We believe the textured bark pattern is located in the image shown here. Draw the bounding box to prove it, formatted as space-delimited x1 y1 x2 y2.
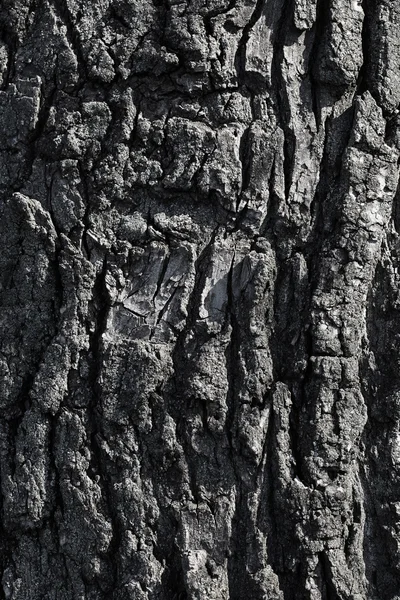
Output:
0 0 399 599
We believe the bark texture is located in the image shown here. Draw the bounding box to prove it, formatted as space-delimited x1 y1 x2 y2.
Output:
0 0 399 598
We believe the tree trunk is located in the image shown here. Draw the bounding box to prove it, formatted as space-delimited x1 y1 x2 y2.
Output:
0 0 399 598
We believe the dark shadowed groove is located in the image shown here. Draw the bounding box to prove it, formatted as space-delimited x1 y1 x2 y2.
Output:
85 257 122 594
49 0 87 83
271 0 296 201
318 553 339 600
307 0 330 129
0 28 17 90
234 0 266 86
355 0 370 97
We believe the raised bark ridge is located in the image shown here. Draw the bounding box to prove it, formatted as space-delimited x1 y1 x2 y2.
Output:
0 1 399 599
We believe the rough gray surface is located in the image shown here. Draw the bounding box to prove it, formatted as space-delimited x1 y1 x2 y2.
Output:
0 0 400 598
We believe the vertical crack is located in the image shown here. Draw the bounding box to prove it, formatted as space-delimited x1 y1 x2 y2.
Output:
356 0 370 97
50 0 87 83
307 0 330 129
86 256 122 593
271 0 296 201
318 552 339 600
234 0 265 87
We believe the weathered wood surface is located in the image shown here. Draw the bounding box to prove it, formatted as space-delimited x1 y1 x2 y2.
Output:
0 1 399 598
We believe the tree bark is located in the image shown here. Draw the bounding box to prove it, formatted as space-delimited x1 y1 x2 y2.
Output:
0 0 399 598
